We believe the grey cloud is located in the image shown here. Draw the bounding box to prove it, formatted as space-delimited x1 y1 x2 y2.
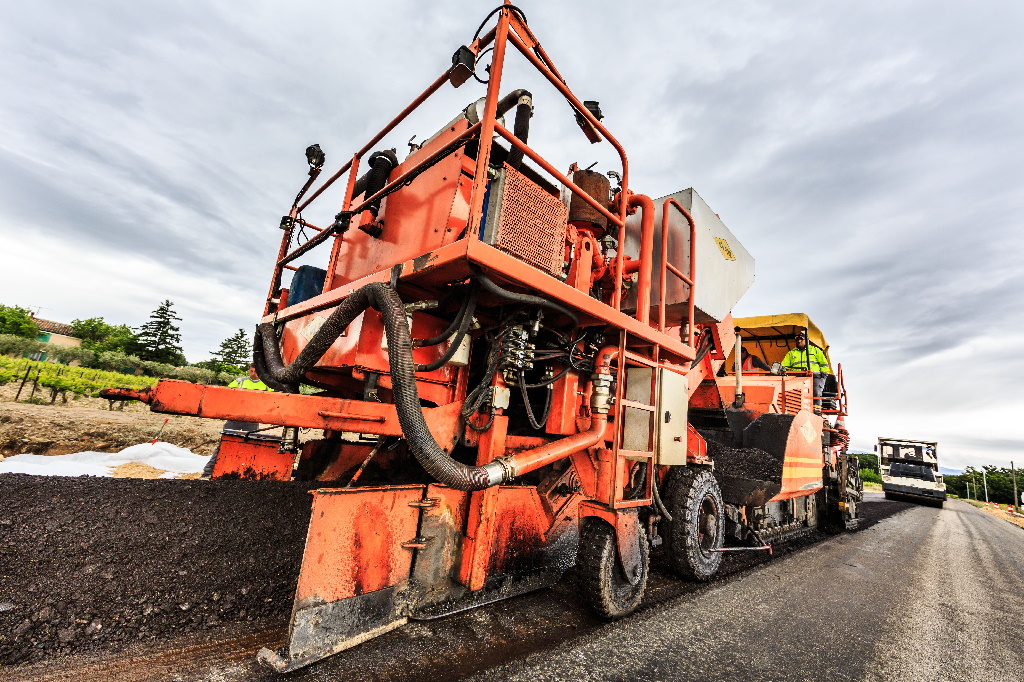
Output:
2 0 1024 465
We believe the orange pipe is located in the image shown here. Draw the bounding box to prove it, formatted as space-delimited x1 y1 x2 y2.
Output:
503 413 608 478
493 123 624 228
663 199 698 346
467 7 512 233
628 193 655 326
495 344 618 480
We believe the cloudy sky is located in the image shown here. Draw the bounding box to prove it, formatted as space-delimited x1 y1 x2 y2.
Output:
2 1 1022 471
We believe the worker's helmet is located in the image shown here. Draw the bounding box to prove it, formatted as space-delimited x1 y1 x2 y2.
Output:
795 331 807 340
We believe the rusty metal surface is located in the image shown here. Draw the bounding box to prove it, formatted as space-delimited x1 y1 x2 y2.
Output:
266 486 426 670
568 169 611 229
327 120 474 291
486 164 568 277
137 381 464 448
212 433 293 480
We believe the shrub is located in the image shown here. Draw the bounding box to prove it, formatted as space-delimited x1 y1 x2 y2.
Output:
860 468 882 484
0 334 46 358
171 366 216 384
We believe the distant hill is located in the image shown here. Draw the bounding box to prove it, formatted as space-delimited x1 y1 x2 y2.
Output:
939 467 963 476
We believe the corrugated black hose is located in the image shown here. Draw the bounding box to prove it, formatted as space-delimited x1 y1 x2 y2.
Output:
256 282 504 491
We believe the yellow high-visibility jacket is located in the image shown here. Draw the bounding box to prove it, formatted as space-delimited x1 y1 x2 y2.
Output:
229 376 271 391
781 344 831 374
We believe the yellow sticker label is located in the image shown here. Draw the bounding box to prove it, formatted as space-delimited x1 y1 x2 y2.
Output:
714 237 737 261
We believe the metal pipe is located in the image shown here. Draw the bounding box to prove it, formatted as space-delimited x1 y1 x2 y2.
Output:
467 6 512 234
498 413 608 479
735 330 743 402
628 193 655 326
296 69 455 213
505 30 629 192
487 343 616 481
664 199 697 347
493 124 623 228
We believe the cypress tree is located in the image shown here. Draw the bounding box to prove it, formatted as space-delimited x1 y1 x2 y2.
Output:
136 300 187 366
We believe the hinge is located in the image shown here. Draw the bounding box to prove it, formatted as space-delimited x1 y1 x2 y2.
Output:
408 498 440 509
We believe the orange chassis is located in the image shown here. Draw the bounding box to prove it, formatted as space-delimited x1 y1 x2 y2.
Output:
105 3 856 672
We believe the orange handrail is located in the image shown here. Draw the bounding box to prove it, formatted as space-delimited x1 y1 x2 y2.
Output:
659 199 698 346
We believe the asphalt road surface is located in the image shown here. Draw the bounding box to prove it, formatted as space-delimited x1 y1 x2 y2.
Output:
10 494 1024 682
470 495 1024 682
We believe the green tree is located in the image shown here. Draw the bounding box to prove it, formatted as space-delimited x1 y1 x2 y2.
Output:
211 328 251 368
860 468 882 484
856 452 879 472
97 324 141 354
135 300 187 366
71 317 115 345
0 333 45 357
945 466 1023 504
0 305 40 338
72 317 141 355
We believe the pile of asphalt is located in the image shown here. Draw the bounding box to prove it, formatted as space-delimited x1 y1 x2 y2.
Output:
0 474 318 665
707 441 783 482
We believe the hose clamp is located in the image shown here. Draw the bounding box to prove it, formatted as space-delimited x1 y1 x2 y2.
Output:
481 458 514 486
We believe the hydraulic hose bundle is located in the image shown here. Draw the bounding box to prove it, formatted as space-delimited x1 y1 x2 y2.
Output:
254 273 594 491
256 282 504 491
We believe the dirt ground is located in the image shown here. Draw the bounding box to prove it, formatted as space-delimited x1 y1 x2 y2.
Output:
975 501 1024 530
0 474 318 666
0 382 224 458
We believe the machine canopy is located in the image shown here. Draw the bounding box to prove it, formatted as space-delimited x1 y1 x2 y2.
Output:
730 313 831 370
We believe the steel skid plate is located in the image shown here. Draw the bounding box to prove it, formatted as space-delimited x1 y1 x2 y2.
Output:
212 432 292 480
258 485 425 672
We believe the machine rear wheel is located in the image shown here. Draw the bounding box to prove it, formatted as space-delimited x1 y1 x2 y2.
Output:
663 468 724 581
577 519 649 619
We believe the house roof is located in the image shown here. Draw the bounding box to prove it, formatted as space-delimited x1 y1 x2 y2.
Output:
33 317 77 337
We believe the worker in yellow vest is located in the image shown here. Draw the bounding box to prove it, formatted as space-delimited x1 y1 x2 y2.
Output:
227 366 271 392
782 331 831 413
202 365 272 478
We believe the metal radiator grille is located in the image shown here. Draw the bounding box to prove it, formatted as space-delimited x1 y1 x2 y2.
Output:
778 389 803 415
494 165 568 276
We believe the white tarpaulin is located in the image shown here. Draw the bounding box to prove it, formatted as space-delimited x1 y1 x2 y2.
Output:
0 442 210 478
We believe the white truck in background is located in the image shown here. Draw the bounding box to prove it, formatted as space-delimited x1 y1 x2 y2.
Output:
878 437 947 507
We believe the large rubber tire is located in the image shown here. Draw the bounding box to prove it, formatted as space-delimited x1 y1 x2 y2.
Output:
663 468 724 581
577 519 649 619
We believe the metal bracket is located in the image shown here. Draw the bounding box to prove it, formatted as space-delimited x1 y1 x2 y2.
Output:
401 536 433 549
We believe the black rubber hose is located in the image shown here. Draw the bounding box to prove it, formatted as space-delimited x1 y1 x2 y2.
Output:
415 287 478 372
504 90 532 170
351 169 371 199
496 88 533 119
474 271 579 328
519 374 551 430
256 282 502 491
252 329 297 393
364 150 399 216
506 101 531 169
689 328 714 369
414 286 474 348
525 365 570 388
651 470 673 522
